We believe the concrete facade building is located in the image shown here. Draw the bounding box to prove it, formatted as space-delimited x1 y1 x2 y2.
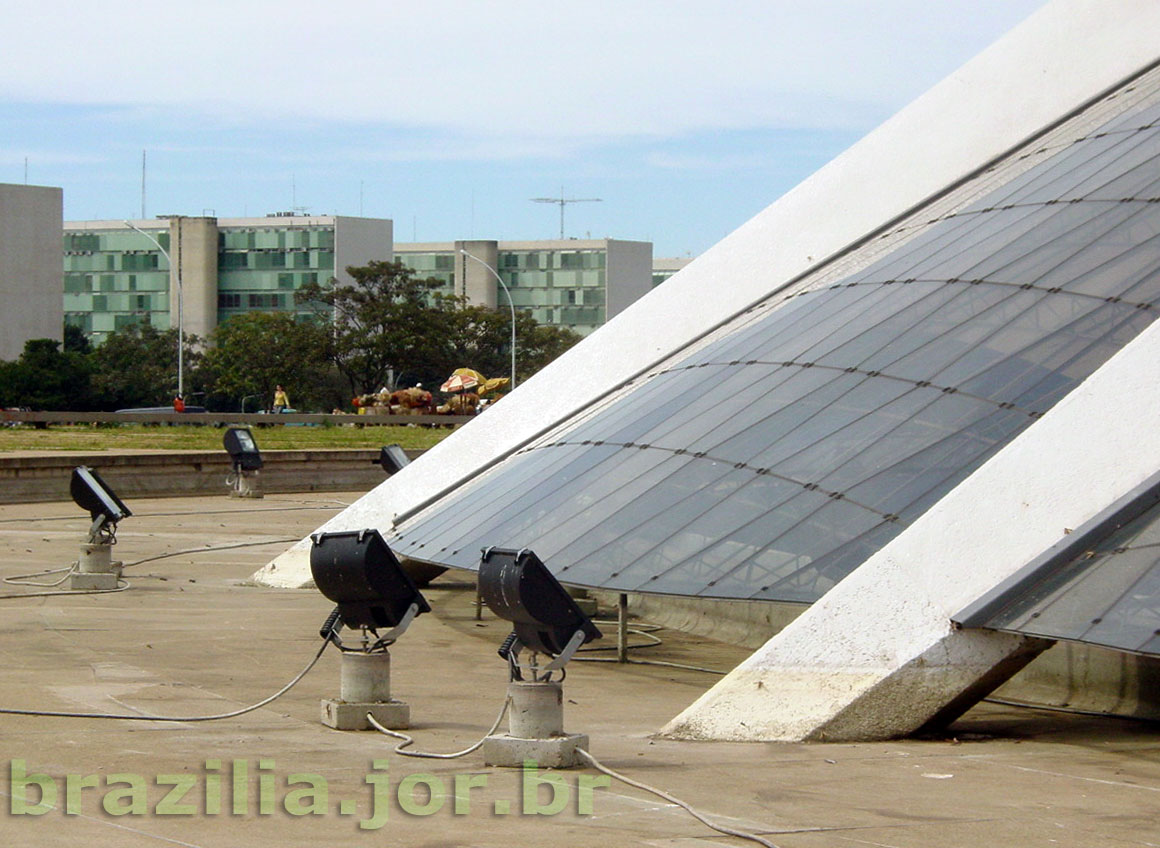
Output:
651 256 693 288
62 215 392 344
0 183 62 360
61 223 653 342
395 238 652 336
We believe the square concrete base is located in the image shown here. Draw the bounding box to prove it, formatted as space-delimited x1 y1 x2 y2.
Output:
482 733 589 768
321 698 409 731
70 572 121 590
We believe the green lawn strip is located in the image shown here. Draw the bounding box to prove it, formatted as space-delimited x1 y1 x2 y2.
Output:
0 424 452 452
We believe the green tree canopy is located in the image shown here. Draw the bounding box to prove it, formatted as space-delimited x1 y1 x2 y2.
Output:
0 338 92 410
440 305 581 385
202 312 330 411
63 323 92 355
296 260 458 394
298 261 583 393
89 323 201 410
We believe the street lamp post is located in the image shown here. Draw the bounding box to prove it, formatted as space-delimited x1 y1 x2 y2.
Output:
124 220 183 399
460 249 517 390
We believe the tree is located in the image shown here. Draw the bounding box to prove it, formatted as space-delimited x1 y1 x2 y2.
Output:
298 261 583 394
63 323 91 355
202 312 330 411
0 339 92 410
440 305 582 384
295 260 457 395
89 324 201 410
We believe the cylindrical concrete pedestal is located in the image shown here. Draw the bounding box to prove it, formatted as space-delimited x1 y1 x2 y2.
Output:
340 650 391 703
78 542 114 573
322 649 409 730
71 542 121 590
508 681 564 737
483 681 586 768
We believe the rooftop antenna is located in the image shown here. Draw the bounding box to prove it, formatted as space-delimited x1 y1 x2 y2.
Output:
531 188 602 239
141 150 146 219
24 157 28 184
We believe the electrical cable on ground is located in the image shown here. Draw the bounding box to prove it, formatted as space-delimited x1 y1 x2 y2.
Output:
0 576 129 601
473 604 728 675
122 537 300 569
576 748 780 848
4 564 77 587
574 656 727 674
0 639 329 722
367 696 511 759
0 538 298 601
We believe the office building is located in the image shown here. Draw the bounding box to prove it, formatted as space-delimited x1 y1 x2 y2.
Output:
62 215 391 344
0 183 62 360
651 256 693 287
395 238 652 336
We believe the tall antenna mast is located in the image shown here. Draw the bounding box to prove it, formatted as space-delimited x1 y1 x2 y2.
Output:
141 150 146 219
531 188 602 239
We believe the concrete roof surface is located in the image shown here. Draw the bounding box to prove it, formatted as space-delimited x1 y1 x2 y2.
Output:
0 492 1156 847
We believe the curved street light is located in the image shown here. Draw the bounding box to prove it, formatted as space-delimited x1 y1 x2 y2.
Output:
460 249 516 390
124 220 184 399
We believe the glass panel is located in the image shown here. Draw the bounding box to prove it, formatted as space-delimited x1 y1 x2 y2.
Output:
389 72 1160 604
977 496 1160 655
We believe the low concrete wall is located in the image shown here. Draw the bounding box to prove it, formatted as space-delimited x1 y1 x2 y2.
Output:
0 449 419 503
593 590 1160 724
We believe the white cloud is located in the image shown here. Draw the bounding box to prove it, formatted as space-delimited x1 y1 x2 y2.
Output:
0 0 1045 146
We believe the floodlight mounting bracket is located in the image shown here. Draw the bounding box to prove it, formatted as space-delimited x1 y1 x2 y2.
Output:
499 628 587 682
327 602 421 654
87 514 112 545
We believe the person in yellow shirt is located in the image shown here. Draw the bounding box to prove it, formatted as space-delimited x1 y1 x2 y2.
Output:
273 385 289 413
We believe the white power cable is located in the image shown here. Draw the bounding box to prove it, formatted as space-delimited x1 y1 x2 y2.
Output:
0 639 329 722
4 563 77 587
576 748 781 848
122 537 300 569
367 696 511 759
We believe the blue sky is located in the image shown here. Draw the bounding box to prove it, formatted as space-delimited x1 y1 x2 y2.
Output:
1 1 1044 257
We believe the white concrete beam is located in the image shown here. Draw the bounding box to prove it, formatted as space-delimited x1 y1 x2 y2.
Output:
663 317 1160 742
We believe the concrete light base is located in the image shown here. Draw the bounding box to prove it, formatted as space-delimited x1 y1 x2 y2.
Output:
321 698 410 731
321 650 407 730
482 680 587 766
70 571 121 590
481 732 588 769
71 543 121 590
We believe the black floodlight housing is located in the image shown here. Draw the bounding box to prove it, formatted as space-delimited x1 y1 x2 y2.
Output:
310 529 431 639
223 427 263 471
70 466 132 541
375 444 410 475
479 547 601 672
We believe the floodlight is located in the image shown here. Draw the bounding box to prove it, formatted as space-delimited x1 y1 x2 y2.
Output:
311 528 430 732
68 466 132 590
479 547 601 676
70 466 131 542
479 547 597 769
375 444 410 475
223 427 263 471
311 529 431 635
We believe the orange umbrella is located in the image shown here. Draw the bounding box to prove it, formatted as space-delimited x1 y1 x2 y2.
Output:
440 368 487 393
